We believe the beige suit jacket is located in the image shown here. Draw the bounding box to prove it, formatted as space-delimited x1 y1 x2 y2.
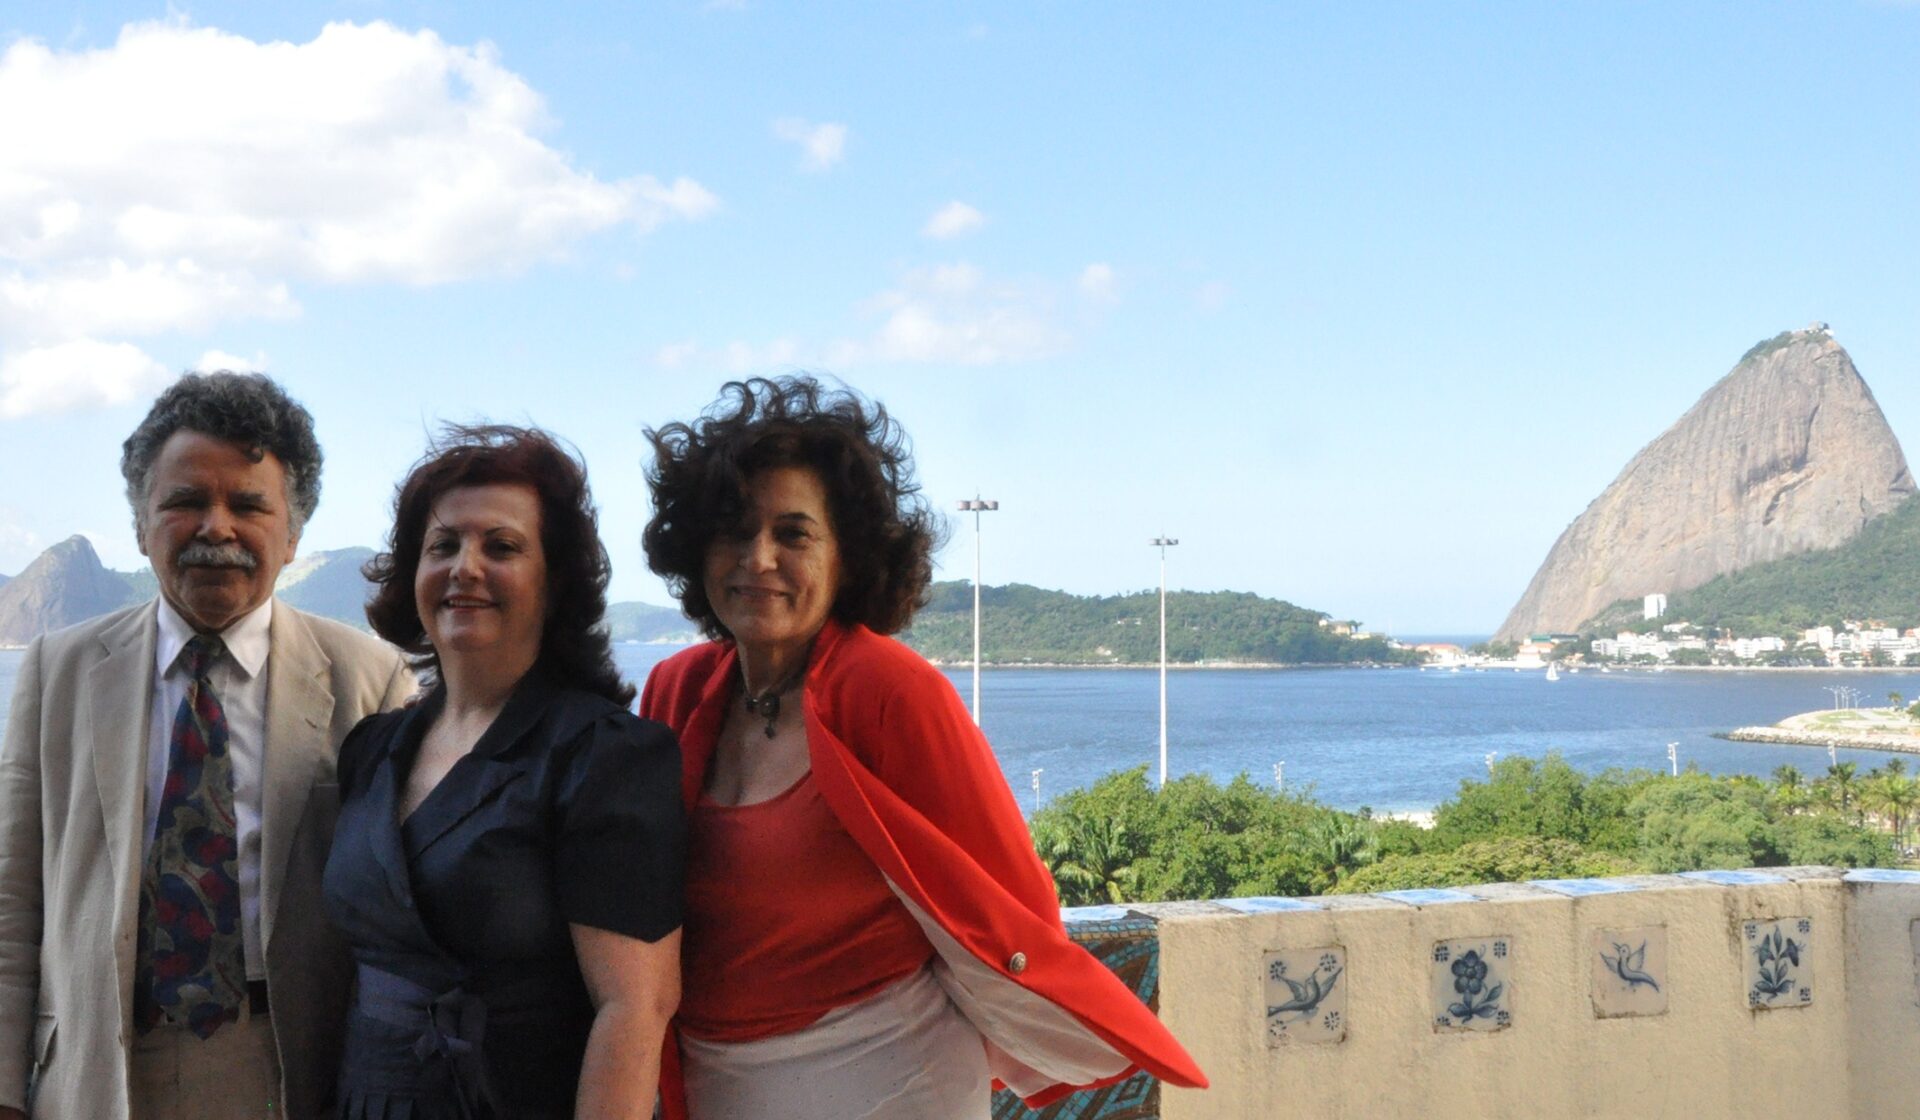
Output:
0 600 413 1119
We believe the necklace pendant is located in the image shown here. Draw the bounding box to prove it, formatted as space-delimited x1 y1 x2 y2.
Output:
746 690 782 738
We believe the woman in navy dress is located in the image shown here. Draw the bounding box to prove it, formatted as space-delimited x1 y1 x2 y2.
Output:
323 426 683 1119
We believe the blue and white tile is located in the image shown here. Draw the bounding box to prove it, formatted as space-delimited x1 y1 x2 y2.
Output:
1590 925 1667 1018
1431 936 1513 1033
1744 916 1812 1010
1381 887 1479 906
1264 945 1346 1046
1220 896 1323 915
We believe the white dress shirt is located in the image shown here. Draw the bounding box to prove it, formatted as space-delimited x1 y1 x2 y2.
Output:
145 597 272 982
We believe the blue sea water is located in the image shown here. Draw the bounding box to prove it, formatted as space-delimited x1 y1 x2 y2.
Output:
4 645 1914 814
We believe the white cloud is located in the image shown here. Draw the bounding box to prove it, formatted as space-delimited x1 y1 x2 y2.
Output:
193 348 269 373
846 263 1067 366
1078 262 1117 302
772 117 848 172
0 339 169 418
922 201 986 240
0 18 717 417
0 517 43 573
652 263 1071 371
654 340 699 369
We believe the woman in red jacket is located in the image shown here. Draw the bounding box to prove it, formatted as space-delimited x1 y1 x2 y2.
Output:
639 376 1204 1118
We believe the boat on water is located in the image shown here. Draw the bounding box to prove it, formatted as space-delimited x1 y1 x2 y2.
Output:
1545 662 1561 681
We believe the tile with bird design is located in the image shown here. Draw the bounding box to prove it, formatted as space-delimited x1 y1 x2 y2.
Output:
1263 945 1346 1045
1590 925 1667 1018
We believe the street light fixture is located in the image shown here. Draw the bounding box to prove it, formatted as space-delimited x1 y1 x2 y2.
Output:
956 497 999 724
1666 741 1679 777
1152 536 1178 786
1030 768 1044 813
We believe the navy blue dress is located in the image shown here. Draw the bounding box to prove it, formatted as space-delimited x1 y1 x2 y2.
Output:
322 675 684 1120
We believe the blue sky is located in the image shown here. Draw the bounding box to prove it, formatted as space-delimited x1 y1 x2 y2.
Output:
1 3 1915 633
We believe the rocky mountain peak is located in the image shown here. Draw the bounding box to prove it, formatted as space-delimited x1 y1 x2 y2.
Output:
0 534 144 646
1496 329 1914 640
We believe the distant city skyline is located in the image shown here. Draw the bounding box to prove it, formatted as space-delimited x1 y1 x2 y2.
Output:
2 4 1915 632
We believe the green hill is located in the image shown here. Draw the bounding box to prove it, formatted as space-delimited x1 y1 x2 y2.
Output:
901 581 1414 665
606 601 698 643
1581 494 1920 636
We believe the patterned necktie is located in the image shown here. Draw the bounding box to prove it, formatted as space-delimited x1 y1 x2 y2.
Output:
135 634 247 1038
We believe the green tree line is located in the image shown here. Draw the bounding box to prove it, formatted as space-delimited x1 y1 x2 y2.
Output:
1031 753 1909 906
902 582 1420 665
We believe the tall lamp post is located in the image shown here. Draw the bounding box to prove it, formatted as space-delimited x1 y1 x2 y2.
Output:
1152 536 1179 786
957 497 999 724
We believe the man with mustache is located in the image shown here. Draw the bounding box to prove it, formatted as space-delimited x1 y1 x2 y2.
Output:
0 372 413 1120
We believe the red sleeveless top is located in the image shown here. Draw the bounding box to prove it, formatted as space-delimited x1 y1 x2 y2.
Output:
679 770 933 1042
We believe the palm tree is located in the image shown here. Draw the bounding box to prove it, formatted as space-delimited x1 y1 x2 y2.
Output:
1303 814 1378 891
1861 774 1920 854
1771 765 1812 817
1034 814 1140 906
1891 691 1906 711
1824 762 1862 823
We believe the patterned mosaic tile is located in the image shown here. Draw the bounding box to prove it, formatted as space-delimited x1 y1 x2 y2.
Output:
1263 945 1346 1046
1744 916 1813 1010
1590 925 1667 1018
1431 935 1513 1033
994 915 1162 1120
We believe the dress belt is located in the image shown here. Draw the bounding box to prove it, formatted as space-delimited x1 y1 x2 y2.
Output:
354 965 494 1120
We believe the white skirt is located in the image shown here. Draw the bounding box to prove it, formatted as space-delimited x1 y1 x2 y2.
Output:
681 965 991 1120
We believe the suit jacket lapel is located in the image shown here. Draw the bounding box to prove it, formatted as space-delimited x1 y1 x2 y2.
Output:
258 603 336 957
401 676 553 857
87 602 157 1034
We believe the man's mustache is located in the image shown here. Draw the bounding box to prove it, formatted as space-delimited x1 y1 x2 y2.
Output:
177 541 259 571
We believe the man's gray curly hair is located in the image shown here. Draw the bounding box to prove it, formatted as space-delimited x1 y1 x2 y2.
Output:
120 371 324 536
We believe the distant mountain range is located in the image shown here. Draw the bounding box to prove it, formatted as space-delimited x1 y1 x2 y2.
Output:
0 537 696 648
0 539 1403 665
1498 326 1914 640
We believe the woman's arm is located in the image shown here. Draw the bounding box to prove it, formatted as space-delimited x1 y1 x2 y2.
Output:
572 924 682 1119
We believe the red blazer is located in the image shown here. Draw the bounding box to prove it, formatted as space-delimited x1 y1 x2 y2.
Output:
642 619 1206 1110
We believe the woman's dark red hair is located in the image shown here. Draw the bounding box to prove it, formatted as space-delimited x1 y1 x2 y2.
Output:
365 424 633 706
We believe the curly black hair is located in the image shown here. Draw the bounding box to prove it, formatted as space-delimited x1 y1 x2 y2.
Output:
121 371 322 535
365 425 634 706
643 376 942 639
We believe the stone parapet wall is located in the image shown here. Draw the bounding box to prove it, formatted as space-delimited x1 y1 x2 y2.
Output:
1041 866 1920 1119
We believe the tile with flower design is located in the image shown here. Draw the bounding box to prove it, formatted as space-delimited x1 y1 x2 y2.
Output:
1590 925 1667 1018
1744 916 1812 1010
1431 936 1513 1033
1263 945 1346 1046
